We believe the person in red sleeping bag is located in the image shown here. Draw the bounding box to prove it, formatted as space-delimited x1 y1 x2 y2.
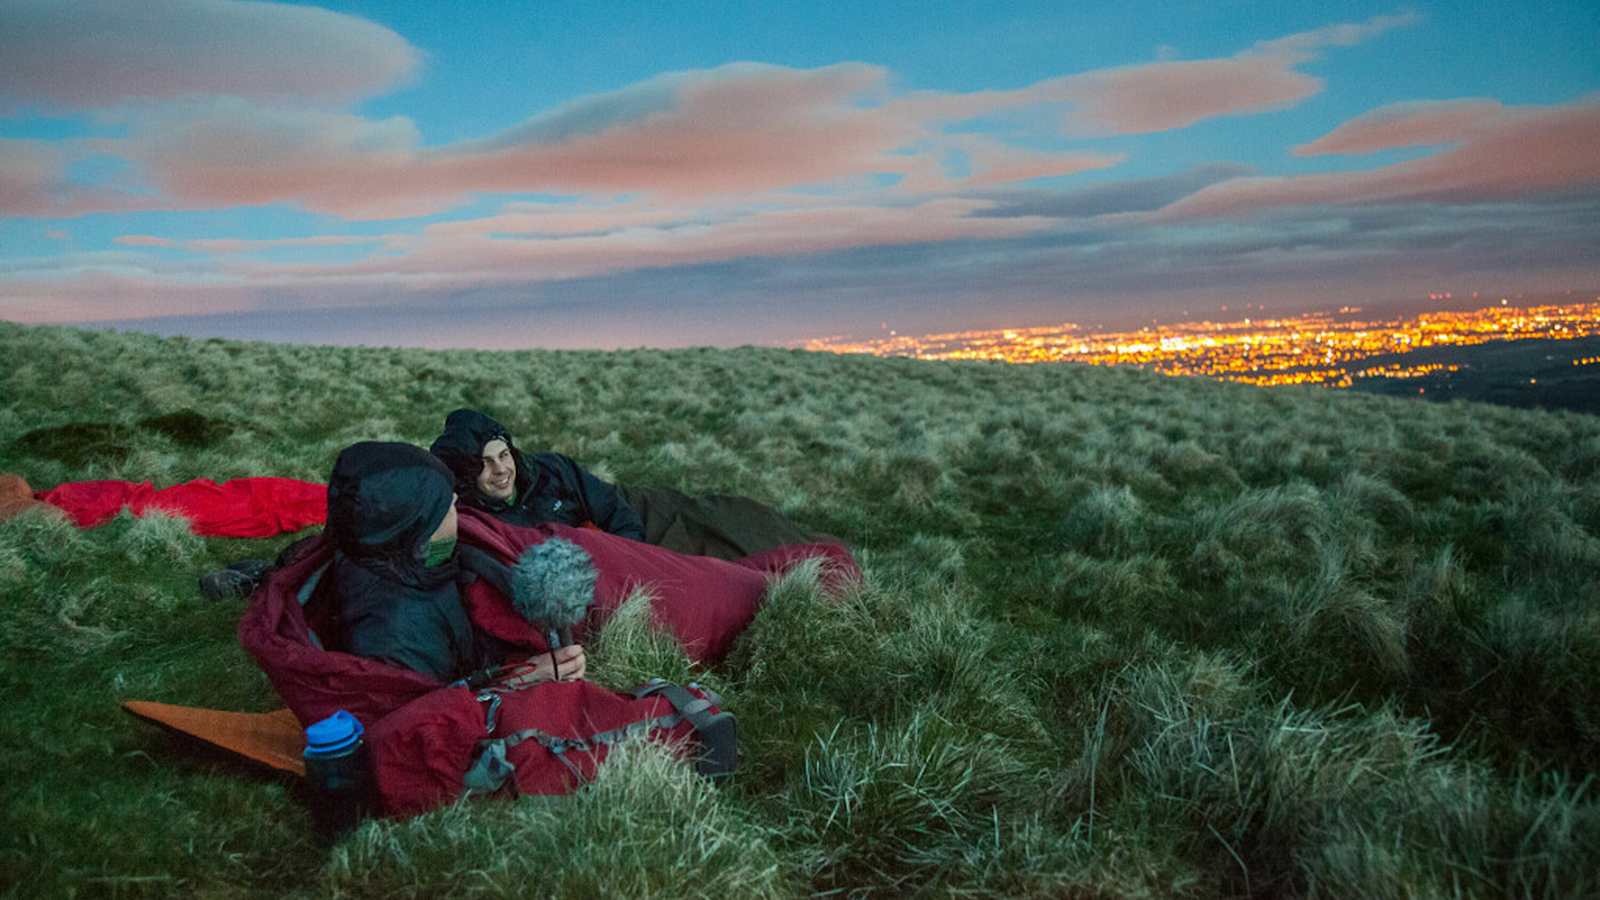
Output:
321 440 581 685
238 441 858 813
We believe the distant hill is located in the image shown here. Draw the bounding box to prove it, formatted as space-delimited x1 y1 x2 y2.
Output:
1348 334 1600 415
2 321 1597 898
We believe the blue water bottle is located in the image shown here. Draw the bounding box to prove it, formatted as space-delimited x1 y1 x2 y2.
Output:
303 710 374 837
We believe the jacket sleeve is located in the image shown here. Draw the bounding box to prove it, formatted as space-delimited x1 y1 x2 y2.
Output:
552 453 645 541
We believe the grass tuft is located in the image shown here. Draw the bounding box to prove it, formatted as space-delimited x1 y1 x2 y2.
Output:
584 586 711 694
327 740 792 898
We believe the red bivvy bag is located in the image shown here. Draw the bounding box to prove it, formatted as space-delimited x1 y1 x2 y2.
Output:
39 476 325 536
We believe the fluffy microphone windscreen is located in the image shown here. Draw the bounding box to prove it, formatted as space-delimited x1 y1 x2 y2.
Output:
510 537 597 630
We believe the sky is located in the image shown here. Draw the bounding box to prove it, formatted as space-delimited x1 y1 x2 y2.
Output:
1 0 1597 349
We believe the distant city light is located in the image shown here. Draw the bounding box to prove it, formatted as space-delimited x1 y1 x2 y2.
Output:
802 301 1600 389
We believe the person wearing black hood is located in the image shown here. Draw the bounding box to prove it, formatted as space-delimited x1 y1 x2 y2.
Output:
429 409 645 539
326 441 584 683
429 408 836 560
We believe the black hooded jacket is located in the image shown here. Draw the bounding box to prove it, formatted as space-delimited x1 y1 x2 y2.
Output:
326 441 498 682
428 408 645 540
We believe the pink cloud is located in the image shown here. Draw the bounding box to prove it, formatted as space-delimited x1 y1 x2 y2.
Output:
942 137 1124 188
1052 13 1418 136
9 14 1414 222
103 14 1411 220
44 229 70 240
0 139 159 217
0 0 421 111
1294 99 1505 155
886 13 1416 138
216 198 1059 287
1252 12 1422 60
423 202 701 238
20 15 1410 220
121 102 436 218
115 64 919 218
1052 57 1323 136
114 235 177 248
0 140 64 214
1161 97 1600 218
187 235 387 254
445 63 917 200
0 269 259 323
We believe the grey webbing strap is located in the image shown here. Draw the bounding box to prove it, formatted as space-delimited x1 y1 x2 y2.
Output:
501 713 685 756
633 679 720 732
630 679 738 779
463 741 514 793
480 711 694 781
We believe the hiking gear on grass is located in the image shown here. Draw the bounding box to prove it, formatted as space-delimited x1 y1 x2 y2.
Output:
121 701 306 776
634 678 739 779
0 474 44 520
510 536 595 649
303 710 375 837
34 476 325 536
429 408 646 540
238 501 858 815
239 534 731 814
199 558 272 601
373 678 719 814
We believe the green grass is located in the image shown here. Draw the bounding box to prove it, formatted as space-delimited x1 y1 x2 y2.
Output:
2 321 1598 898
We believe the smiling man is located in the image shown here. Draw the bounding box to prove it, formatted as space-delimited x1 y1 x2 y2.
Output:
429 408 646 539
429 408 837 561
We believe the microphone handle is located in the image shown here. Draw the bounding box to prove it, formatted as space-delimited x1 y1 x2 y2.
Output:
546 625 574 649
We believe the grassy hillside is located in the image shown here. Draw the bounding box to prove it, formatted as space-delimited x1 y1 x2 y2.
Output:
2 321 1598 898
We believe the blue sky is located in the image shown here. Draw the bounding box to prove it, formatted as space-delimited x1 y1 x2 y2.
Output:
1 0 1596 347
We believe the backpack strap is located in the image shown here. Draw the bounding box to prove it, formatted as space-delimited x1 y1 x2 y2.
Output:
632 679 738 780
461 679 738 796
463 712 685 792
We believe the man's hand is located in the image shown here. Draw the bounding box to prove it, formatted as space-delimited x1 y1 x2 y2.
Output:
494 644 587 689
545 643 586 682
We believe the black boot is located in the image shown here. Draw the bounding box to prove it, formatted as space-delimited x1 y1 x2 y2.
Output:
198 558 272 601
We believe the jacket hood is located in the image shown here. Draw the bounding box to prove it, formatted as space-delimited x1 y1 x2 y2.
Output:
428 408 533 509
327 441 455 565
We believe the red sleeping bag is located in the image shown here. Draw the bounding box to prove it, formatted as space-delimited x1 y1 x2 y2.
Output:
459 509 861 663
38 477 325 537
238 507 860 815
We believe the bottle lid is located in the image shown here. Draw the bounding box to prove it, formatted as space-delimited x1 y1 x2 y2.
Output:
305 710 364 755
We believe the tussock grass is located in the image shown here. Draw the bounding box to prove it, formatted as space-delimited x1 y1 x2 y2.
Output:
2 321 1598 897
119 508 206 566
584 587 714 694
786 707 1044 895
327 740 791 899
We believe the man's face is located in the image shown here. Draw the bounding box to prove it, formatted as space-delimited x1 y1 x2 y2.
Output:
477 438 517 502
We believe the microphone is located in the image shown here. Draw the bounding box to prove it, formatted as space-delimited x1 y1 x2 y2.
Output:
510 537 597 649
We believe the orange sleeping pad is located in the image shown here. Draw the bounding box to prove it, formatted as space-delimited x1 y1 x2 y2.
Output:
123 701 305 777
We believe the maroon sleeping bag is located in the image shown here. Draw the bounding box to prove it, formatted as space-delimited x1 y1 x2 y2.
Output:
238 510 860 815
457 508 861 664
